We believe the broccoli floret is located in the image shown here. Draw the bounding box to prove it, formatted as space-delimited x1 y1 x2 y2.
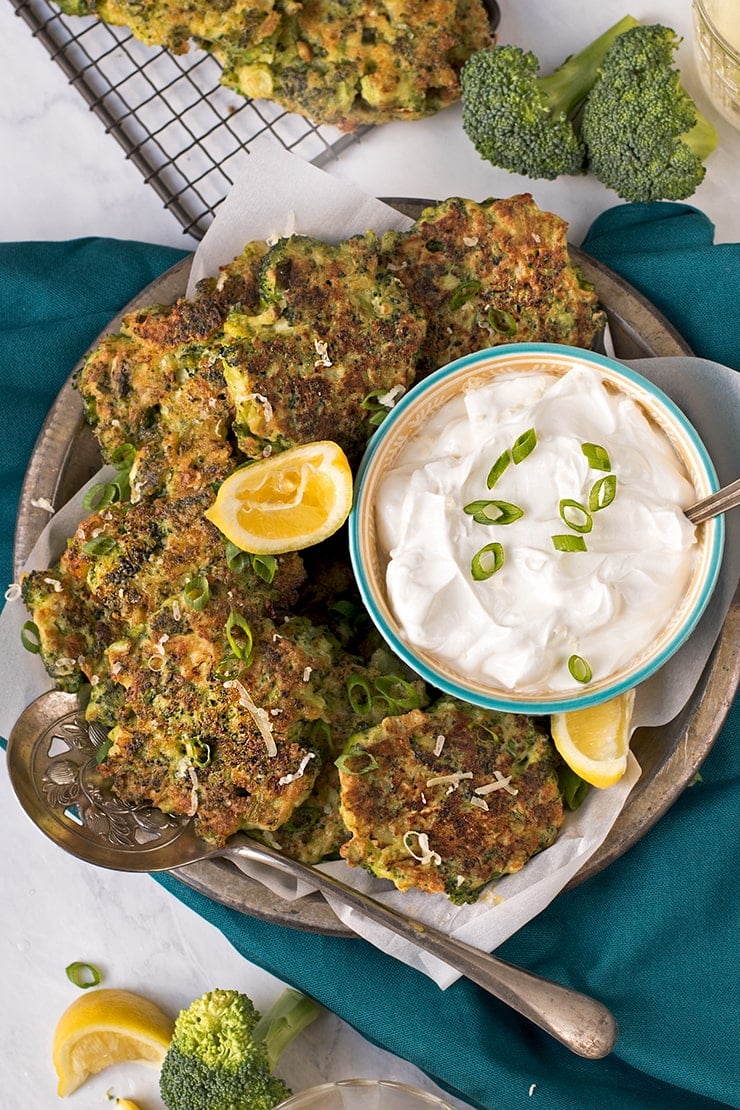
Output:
460 15 639 179
581 24 718 202
159 987 321 1110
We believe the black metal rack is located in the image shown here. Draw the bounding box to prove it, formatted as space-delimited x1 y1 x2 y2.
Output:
10 0 366 239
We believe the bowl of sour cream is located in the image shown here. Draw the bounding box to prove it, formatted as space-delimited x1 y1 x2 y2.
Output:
349 344 724 713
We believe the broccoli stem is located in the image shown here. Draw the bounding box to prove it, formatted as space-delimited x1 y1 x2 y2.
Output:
252 988 322 1072
541 14 640 117
685 113 719 159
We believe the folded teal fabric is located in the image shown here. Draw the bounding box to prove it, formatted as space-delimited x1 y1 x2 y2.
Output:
1 208 738 1110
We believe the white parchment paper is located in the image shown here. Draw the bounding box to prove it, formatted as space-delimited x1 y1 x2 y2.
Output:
2 148 738 987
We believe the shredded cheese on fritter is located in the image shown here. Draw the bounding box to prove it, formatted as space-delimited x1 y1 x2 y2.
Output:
278 751 316 785
403 830 442 867
426 770 473 789
4 583 21 602
475 771 518 796
225 678 278 756
433 733 446 756
30 496 55 514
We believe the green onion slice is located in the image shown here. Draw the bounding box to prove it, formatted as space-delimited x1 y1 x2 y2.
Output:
486 449 510 489
589 474 618 512
215 653 242 679
346 674 373 715
110 442 136 471
449 279 481 310
374 674 421 714
251 553 277 584
82 482 117 512
335 744 379 776
568 654 593 683
224 540 251 574
464 499 524 525
487 307 517 336
425 238 444 253
559 498 593 534
95 735 113 765
511 427 537 464
471 542 505 581
21 620 41 654
81 536 118 557
225 610 254 662
183 575 210 611
308 719 332 748
186 739 212 768
65 961 102 989
582 442 611 471
551 534 588 552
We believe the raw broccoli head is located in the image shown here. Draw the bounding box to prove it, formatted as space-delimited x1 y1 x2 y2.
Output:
460 16 639 180
581 24 718 202
159 987 320 1110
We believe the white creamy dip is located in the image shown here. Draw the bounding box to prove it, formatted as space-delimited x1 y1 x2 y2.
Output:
376 364 698 694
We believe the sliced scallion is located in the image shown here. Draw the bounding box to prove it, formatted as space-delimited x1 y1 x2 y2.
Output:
374 674 421 714
582 442 611 471
95 735 113 765
183 575 210 611
21 620 41 654
559 498 593 534
487 307 517 336
225 610 253 662
551 534 588 552
464 499 524 525
81 536 118 557
224 540 251 574
568 654 593 683
251 553 277 584
65 961 102 989
335 744 379 776
511 427 537 464
449 279 481 310
589 474 618 512
346 674 373 715
486 449 510 489
82 482 117 512
471 542 504 581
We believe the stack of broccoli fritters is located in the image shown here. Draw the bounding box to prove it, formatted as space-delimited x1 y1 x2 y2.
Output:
55 0 494 130
23 196 599 896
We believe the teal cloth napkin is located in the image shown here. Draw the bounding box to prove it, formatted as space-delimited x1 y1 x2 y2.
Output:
1 209 738 1110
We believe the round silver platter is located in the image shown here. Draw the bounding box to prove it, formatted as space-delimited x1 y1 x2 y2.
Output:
14 201 740 936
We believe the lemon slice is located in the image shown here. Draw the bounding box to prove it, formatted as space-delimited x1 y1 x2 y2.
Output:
52 988 174 1098
205 440 353 554
550 689 635 789
116 1101 143 1109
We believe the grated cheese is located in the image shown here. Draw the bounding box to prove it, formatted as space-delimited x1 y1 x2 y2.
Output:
43 577 63 593
433 734 446 756
4 583 21 602
30 496 55 514
302 666 312 682
426 771 473 789
376 383 405 409
475 771 518 797
403 830 442 867
313 338 332 367
470 796 489 811
278 751 316 785
226 679 278 756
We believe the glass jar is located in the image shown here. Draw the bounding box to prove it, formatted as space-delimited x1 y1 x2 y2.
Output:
276 1079 457 1109
693 0 740 129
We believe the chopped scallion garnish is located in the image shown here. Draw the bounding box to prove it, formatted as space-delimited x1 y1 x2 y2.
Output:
449 279 481 310
374 674 421 714
568 654 593 683
511 427 537 464
335 744 379 776
559 498 593 534
65 961 102 989
225 610 254 662
183 575 210 611
582 442 611 471
21 620 41 654
464 499 524 525
486 450 510 489
81 536 118 557
251 553 277 584
551 534 588 552
224 540 251 574
487 307 517 335
95 735 113 765
82 482 117 512
471 542 504 580
589 474 618 511
346 674 373 715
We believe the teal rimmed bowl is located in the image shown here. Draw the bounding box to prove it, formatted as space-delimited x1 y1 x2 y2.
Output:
349 343 725 715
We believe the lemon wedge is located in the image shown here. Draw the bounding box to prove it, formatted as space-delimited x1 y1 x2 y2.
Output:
116 1101 143 1109
205 440 353 554
52 988 174 1098
550 689 635 789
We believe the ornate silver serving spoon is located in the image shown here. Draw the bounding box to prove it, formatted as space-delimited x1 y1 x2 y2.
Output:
7 688 617 1059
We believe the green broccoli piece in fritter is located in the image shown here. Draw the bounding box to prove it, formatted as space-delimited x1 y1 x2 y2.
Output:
581 24 718 202
159 987 321 1110
460 15 639 179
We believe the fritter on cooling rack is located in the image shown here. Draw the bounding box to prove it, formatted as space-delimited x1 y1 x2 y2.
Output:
217 0 493 130
338 698 564 903
218 232 426 463
381 194 606 378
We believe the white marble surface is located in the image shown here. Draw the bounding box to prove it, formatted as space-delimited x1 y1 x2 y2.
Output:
0 0 738 1107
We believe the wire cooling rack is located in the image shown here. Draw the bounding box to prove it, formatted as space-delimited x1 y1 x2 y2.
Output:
10 0 366 239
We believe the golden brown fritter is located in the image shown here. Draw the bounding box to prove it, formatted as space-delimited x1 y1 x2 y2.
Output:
338 698 564 903
218 0 493 130
381 194 607 378
219 233 427 463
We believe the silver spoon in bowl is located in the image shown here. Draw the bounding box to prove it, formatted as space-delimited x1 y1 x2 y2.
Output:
685 477 740 524
7 687 617 1060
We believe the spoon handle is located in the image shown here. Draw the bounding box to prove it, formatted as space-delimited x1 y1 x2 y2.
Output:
685 477 740 524
223 836 617 1059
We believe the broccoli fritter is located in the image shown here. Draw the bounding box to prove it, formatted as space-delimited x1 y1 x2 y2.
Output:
219 233 427 463
218 0 493 130
381 194 606 378
338 698 564 903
